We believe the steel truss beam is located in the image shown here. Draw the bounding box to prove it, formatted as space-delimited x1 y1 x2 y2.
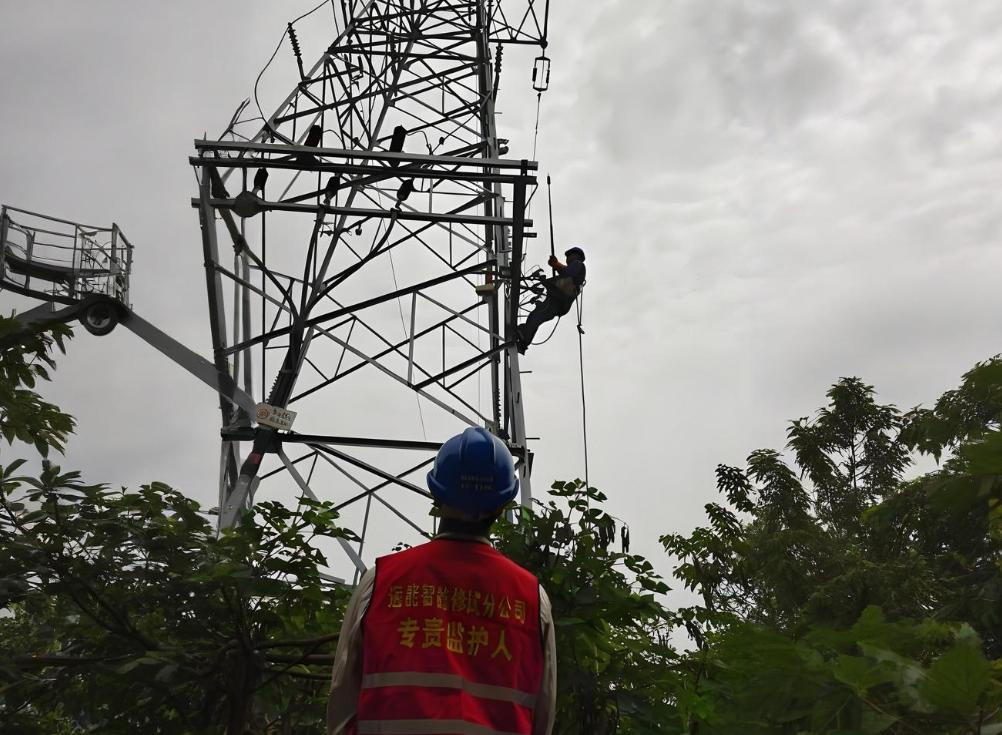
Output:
194 0 545 575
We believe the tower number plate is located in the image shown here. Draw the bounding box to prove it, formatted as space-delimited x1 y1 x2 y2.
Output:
255 403 297 431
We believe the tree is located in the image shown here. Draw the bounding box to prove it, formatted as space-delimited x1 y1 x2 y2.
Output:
0 318 74 456
0 469 353 733
0 317 353 733
494 480 678 734
664 371 1002 733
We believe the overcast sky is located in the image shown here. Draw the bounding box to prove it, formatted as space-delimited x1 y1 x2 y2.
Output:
2 0 1002 588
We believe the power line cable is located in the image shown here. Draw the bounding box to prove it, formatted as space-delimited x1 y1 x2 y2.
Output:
253 0 334 126
387 231 428 440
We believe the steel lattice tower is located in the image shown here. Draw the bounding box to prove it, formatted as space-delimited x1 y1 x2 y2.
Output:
191 0 549 576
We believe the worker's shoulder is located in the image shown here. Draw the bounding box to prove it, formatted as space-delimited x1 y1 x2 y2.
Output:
484 546 541 585
376 538 539 586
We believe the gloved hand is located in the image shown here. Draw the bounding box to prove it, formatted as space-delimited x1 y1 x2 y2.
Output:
547 254 560 269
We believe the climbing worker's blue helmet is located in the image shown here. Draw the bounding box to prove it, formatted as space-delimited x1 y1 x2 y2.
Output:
427 427 519 516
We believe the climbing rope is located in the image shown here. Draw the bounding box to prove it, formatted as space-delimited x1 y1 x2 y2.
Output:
384 216 428 441
576 290 589 489
543 173 591 488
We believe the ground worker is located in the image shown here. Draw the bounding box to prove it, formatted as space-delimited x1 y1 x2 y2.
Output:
326 426 557 735
516 246 586 354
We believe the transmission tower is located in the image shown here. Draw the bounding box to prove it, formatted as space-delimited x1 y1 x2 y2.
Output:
192 0 551 576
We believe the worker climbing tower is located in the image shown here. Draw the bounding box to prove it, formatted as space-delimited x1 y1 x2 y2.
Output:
192 0 550 574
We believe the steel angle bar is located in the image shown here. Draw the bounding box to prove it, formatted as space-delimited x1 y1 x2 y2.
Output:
223 260 486 357
330 455 435 514
388 105 482 147
319 45 475 64
282 176 489 212
383 73 484 119
196 170 240 429
191 156 530 187
415 60 484 106
290 302 482 402
246 270 489 425
222 429 441 452
310 442 429 499
307 209 473 309
394 91 484 142
443 319 482 353
194 140 538 171
209 253 295 318
414 340 511 391
195 197 526 229
382 103 487 148
305 63 479 119
352 191 487 273
325 316 357 383
310 450 432 539
303 354 330 382
210 260 359 343
258 448 315 481
445 360 493 392
275 50 442 126
359 184 489 246
350 194 489 292
407 291 417 385
296 298 490 424
342 37 470 57
277 448 367 575
417 291 500 340
294 313 489 426
340 28 471 41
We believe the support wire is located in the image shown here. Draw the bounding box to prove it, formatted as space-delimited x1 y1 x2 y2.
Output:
576 292 589 489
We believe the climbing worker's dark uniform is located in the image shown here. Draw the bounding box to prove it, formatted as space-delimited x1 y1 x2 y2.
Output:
517 246 586 353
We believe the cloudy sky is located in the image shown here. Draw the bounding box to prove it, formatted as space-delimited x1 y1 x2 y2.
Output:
2 0 1002 587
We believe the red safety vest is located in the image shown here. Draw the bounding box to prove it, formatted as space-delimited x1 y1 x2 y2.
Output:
354 538 544 735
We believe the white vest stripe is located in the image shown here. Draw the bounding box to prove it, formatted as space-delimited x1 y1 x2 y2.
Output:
361 672 537 708
357 719 525 735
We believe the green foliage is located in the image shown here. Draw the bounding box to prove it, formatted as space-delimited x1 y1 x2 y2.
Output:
0 470 351 734
0 317 74 456
0 312 354 733
494 480 677 734
682 606 1002 734
665 368 1002 734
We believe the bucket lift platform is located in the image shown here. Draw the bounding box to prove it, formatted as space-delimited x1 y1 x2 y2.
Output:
1 203 255 422
1 205 133 335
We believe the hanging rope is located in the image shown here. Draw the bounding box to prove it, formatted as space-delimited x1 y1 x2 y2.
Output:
546 174 556 267
576 290 589 489
546 174 591 488
386 217 428 441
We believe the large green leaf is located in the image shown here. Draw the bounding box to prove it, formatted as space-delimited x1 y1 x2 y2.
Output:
833 654 896 695
961 431 1002 476
919 643 990 714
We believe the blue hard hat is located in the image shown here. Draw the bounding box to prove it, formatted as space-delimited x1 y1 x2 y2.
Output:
565 246 585 261
427 427 519 515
